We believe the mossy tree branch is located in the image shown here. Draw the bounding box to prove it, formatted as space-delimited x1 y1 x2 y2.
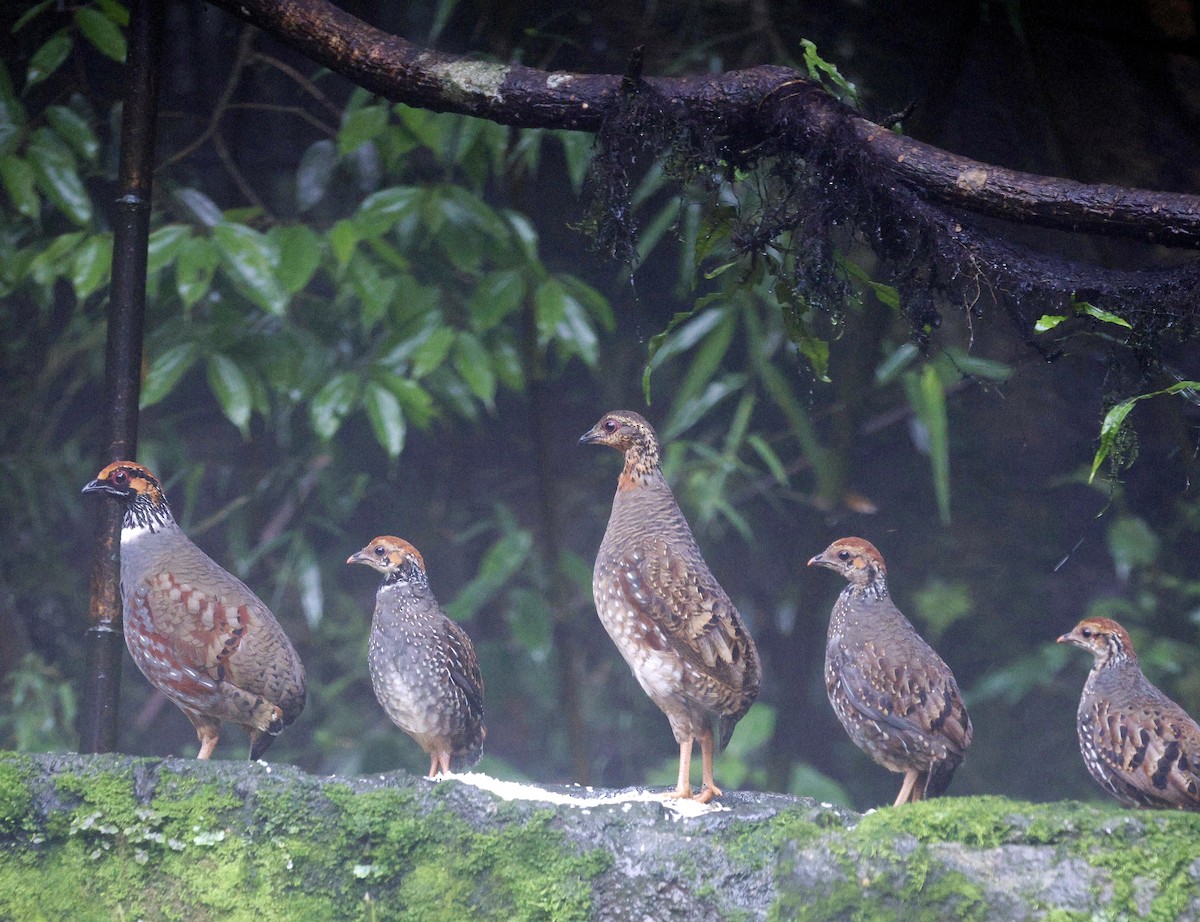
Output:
201 0 1200 249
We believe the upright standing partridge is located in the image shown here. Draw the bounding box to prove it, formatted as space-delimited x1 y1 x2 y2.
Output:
580 410 761 803
809 537 972 805
347 536 485 777
1058 617 1200 810
82 462 306 759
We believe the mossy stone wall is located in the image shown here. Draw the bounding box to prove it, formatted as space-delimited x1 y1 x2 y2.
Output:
2 752 1199 919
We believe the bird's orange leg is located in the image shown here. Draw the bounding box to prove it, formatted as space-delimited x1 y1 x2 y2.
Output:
894 769 920 806
696 728 723 804
196 728 220 760
667 739 694 799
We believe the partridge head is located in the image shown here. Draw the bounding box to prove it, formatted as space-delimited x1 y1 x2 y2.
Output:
1058 617 1200 810
581 410 760 803
82 461 306 760
809 537 972 806
348 536 485 777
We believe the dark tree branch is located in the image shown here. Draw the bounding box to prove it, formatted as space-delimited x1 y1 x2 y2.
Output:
201 0 1200 248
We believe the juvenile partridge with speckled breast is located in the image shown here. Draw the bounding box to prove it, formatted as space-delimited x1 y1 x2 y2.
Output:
809 537 971 806
348 536 485 776
1058 617 1200 810
82 462 306 759
580 410 760 803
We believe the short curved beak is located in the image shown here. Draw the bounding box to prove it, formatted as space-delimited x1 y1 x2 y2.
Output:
1055 632 1073 645
82 478 114 497
578 428 600 446
806 553 825 568
346 550 370 566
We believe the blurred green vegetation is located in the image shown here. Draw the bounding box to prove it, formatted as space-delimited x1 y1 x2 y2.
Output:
2 0 1200 813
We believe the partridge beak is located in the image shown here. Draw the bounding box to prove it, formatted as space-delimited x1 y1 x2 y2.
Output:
578 427 600 445
346 550 370 566
82 478 116 497
806 553 826 568
1055 632 1073 645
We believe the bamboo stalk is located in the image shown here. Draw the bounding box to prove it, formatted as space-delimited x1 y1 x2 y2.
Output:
80 0 166 754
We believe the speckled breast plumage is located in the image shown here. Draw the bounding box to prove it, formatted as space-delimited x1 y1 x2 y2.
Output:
369 580 485 771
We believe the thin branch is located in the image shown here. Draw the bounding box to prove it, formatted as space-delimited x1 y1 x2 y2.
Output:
201 0 1200 248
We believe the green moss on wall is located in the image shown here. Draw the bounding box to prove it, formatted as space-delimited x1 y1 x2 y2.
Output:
0 754 610 921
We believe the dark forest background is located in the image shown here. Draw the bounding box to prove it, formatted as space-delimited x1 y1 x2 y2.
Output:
2 0 1200 811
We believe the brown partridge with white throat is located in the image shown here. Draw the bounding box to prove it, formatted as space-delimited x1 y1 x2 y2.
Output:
83 461 306 759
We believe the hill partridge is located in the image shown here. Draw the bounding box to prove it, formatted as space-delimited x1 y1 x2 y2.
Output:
580 410 761 803
82 461 306 760
809 537 972 806
347 536 485 777
1058 617 1200 810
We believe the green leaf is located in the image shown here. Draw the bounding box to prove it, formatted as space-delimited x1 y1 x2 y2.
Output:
310 371 361 440
556 130 593 194
911 579 973 642
1107 516 1160 582
12 0 55 33
800 38 860 108
74 7 126 62
330 219 360 265
409 326 456 378
354 186 420 238
467 269 526 331
295 139 336 212
444 529 534 621
452 332 496 407
349 255 398 329
1077 300 1132 329
45 105 99 162
904 364 951 524
175 235 218 308
173 187 223 226
28 231 84 287
26 128 90 226
874 342 919 385
338 104 389 155
146 224 191 276
386 377 435 428
140 343 197 408
207 353 253 436
746 434 789 486
70 233 112 299
363 382 406 457
0 155 38 218
95 0 130 27
212 223 288 315
552 281 599 366
1034 314 1066 333
25 31 72 90
271 224 321 294
533 277 567 347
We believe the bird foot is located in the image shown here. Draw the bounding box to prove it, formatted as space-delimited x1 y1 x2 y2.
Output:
665 784 694 800
695 783 722 804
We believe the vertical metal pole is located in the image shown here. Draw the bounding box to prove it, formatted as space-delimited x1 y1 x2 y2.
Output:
80 0 165 754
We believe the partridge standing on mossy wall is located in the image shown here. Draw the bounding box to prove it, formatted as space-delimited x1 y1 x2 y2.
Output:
1058 616 1200 810
580 410 761 803
809 537 972 806
82 462 307 760
347 536 485 777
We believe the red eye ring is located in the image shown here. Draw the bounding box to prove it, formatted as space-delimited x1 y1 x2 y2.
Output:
113 470 129 486
603 418 618 433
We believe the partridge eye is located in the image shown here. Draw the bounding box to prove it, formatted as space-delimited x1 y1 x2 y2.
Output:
603 418 618 433
112 470 129 486
374 546 386 556
837 550 851 561
1081 628 1092 638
